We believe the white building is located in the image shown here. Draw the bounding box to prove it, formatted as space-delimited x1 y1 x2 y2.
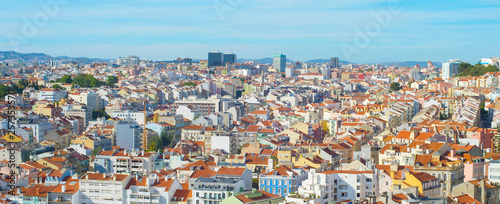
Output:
117 56 140 66
68 91 105 112
79 173 132 204
94 149 158 174
114 120 143 150
488 160 500 184
211 131 238 154
109 110 151 126
298 73 325 80
37 88 66 102
441 59 461 80
192 177 246 204
292 170 378 204
124 175 182 204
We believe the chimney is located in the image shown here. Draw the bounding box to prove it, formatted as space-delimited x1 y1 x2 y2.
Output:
61 185 66 192
432 155 440 162
450 149 456 158
481 179 486 203
103 174 106 178
410 130 417 140
16 188 21 195
35 187 40 195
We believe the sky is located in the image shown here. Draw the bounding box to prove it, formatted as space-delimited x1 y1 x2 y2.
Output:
0 0 499 63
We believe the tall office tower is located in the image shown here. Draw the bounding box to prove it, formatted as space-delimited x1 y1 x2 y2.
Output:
208 51 224 67
273 54 287 73
442 59 461 80
330 57 339 68
223 53 237 65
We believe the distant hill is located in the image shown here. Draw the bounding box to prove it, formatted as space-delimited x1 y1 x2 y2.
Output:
0 51 112 65
378 61 442 68
238 58 353 64
238 58 295 64
306 59 354 64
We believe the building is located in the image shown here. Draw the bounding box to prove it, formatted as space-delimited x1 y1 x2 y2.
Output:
117 56 140 66
221 189 285 204
330 57 339 68
114 120 143 150
68 91 105 112
208 51 224 67
211 130 238 154
294 170 378 203
442 59 461 80
47 178 81 204
273 54 286 73
450 179 500 204
259 166 307 197
37 88 66 102
125 176 183 204
71 133 113 151
223 53 237 65
192 177 246 204
94 149 159 174
285 67 294 78
79 173 132 204
488 159 500 183
109 110 151 126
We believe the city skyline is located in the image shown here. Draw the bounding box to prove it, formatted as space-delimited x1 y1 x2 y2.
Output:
1 0 499 63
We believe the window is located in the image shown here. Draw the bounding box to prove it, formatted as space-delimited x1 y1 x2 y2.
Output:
341 192 348 197
357 193 360 197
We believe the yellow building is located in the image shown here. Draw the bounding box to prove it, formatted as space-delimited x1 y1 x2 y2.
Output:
32 101 62 117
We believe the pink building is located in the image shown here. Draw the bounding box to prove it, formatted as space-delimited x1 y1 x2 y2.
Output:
463 154 486 182
467 128 494 149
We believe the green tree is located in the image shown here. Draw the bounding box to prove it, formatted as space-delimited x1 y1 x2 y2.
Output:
58 75 72 83
92 109 110 120
72 74 104 88
252 178 259 189
92 146 102 157
390 82 401 92
106 76 119 87
52 84 63 89
182 82 197 87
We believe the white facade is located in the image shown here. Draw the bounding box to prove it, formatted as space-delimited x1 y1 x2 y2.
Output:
79 173 132 204
37 88 66 102
68 91 104 112
294 170 378 204
442 59 461 80
488 160 500 184
211 132 237 154
110 110 149 126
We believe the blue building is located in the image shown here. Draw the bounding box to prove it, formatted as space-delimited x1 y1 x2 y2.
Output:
259 166 307 197
273 54 286 73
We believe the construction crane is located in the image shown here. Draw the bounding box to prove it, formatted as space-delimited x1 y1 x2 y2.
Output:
143 97 149 151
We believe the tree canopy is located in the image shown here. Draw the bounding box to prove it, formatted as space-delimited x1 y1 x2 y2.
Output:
72 74 104 88
456 62 498 77
390 82 401 92
106 76 119 87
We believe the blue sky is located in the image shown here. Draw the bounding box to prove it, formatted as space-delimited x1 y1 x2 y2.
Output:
0 0 499 63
